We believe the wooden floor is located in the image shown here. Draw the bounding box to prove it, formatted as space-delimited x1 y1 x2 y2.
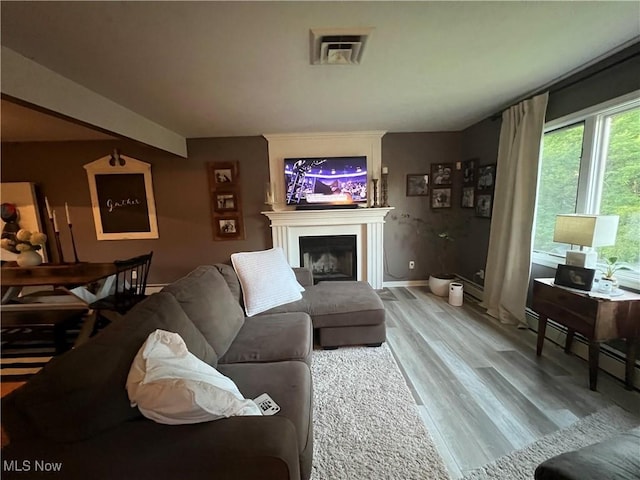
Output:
380 286 640 479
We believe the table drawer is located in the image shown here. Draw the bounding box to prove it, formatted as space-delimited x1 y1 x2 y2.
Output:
532 281 598 334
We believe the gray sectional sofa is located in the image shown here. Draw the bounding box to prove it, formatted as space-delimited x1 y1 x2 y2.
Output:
1 262 386 479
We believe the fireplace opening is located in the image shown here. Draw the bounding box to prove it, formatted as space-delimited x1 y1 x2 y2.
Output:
299 235 357 283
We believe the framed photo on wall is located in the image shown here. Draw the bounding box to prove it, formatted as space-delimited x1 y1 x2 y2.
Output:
406 174 429 196
213 192 238 213
475 194 492 218
431 187 452 208
209 161 239 186
215 215 243 240
461 187 474 208
476 164 496 191
462 159 476 186
208 161 245 241
431 163 453 186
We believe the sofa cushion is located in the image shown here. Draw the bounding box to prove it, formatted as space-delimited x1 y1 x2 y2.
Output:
127 330 261 425
4 292 217 443
262 281 385 328
214 263 243 304
163 265 245 357
218 361 313 480
231 248 304 317
218 312 313 366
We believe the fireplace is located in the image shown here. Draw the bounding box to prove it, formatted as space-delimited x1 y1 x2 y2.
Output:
262 208 393 289
299 235 357 283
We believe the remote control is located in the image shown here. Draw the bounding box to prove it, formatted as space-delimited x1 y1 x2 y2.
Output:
253 393 280 415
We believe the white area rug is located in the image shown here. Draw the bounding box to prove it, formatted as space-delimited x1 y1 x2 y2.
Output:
311 343 451 480
462 405 640 480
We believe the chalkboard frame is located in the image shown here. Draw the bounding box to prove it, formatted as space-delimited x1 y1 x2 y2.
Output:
84 154 159 240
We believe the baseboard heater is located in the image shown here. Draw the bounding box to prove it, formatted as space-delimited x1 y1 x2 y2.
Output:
455 275 484 302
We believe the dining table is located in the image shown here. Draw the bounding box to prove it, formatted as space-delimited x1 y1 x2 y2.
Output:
1 262 118 306
1 262 119 354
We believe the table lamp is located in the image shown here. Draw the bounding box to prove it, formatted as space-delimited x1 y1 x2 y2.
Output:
553 214 619 268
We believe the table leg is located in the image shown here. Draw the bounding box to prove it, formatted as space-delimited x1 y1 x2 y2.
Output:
625 338 638 391
588 341 600 391
53 324 68 355
536 315 548 356
564 328 575 354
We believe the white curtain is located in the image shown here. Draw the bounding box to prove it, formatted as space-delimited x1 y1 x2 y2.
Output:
482 92 549 325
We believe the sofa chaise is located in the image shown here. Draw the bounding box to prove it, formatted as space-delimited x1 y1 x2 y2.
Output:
214 263 386 349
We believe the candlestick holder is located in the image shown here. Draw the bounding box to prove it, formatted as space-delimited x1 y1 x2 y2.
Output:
372 178 380 208
68 224 80 263
381 172 389 207
54 231 65 264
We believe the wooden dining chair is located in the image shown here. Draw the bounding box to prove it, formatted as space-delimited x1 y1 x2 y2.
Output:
88 251 153 331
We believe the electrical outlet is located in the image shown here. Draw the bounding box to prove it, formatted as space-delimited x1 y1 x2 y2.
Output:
409 261 415 270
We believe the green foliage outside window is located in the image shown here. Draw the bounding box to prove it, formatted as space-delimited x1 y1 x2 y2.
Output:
598 109 640 271
534 123 582 254
535 107 639 275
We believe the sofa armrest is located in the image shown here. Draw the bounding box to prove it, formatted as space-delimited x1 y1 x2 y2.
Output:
293 267 314 287
2 416 301 480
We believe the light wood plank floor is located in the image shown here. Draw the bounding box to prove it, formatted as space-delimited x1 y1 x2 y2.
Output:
379 286 640 479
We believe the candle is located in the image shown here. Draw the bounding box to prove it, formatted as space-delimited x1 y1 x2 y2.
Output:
45 197 52 219
52 210 59 232
382 166 389 175
65 202 71 225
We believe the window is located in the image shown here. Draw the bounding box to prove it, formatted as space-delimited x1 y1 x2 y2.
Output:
533 91 640 289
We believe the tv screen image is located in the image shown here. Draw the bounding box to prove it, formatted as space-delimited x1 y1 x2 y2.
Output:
284 156 367 207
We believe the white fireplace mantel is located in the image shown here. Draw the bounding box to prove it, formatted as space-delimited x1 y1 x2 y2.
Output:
262 207 393 289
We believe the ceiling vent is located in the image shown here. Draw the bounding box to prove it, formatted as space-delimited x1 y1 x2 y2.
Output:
310 27 374 65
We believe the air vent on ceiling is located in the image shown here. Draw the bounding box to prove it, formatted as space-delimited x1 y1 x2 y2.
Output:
310 27 374 65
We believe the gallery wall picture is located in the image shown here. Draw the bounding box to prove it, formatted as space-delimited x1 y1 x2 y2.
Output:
84 154 159 240
431 187 452 209
474 163 497 218
208 161 245 241
461 159 476 208
461 187 474 208
476 164 496 191
406 174 429 196
431 163 453 186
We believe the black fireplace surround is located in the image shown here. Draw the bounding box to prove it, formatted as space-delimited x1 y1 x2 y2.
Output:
299 235 357 283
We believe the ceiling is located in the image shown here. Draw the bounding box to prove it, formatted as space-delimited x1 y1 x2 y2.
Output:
1 1 639 142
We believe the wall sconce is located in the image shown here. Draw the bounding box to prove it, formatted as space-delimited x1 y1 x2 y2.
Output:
553 214 619 268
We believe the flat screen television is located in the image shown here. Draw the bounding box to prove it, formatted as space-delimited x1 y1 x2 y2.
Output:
284 156 367 208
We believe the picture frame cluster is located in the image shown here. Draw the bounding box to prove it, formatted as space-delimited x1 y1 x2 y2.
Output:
208 161 245 241
404 159 496 218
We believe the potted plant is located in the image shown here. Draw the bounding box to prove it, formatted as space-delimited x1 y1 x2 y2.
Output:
394 212 461 296
600 256 621 289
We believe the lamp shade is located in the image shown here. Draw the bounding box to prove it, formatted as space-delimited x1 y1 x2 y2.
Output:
553 214 619 247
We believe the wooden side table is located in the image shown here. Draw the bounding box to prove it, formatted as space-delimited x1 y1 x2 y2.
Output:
532 278 640 391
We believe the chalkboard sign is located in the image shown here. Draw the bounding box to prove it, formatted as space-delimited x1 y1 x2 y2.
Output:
95 173 150 233
84 154 159 240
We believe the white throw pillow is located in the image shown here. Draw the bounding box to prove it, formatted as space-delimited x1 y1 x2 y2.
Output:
126 329 261 425
231 247 305 317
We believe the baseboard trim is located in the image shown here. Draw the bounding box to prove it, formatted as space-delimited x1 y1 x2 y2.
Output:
382 280 429 287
